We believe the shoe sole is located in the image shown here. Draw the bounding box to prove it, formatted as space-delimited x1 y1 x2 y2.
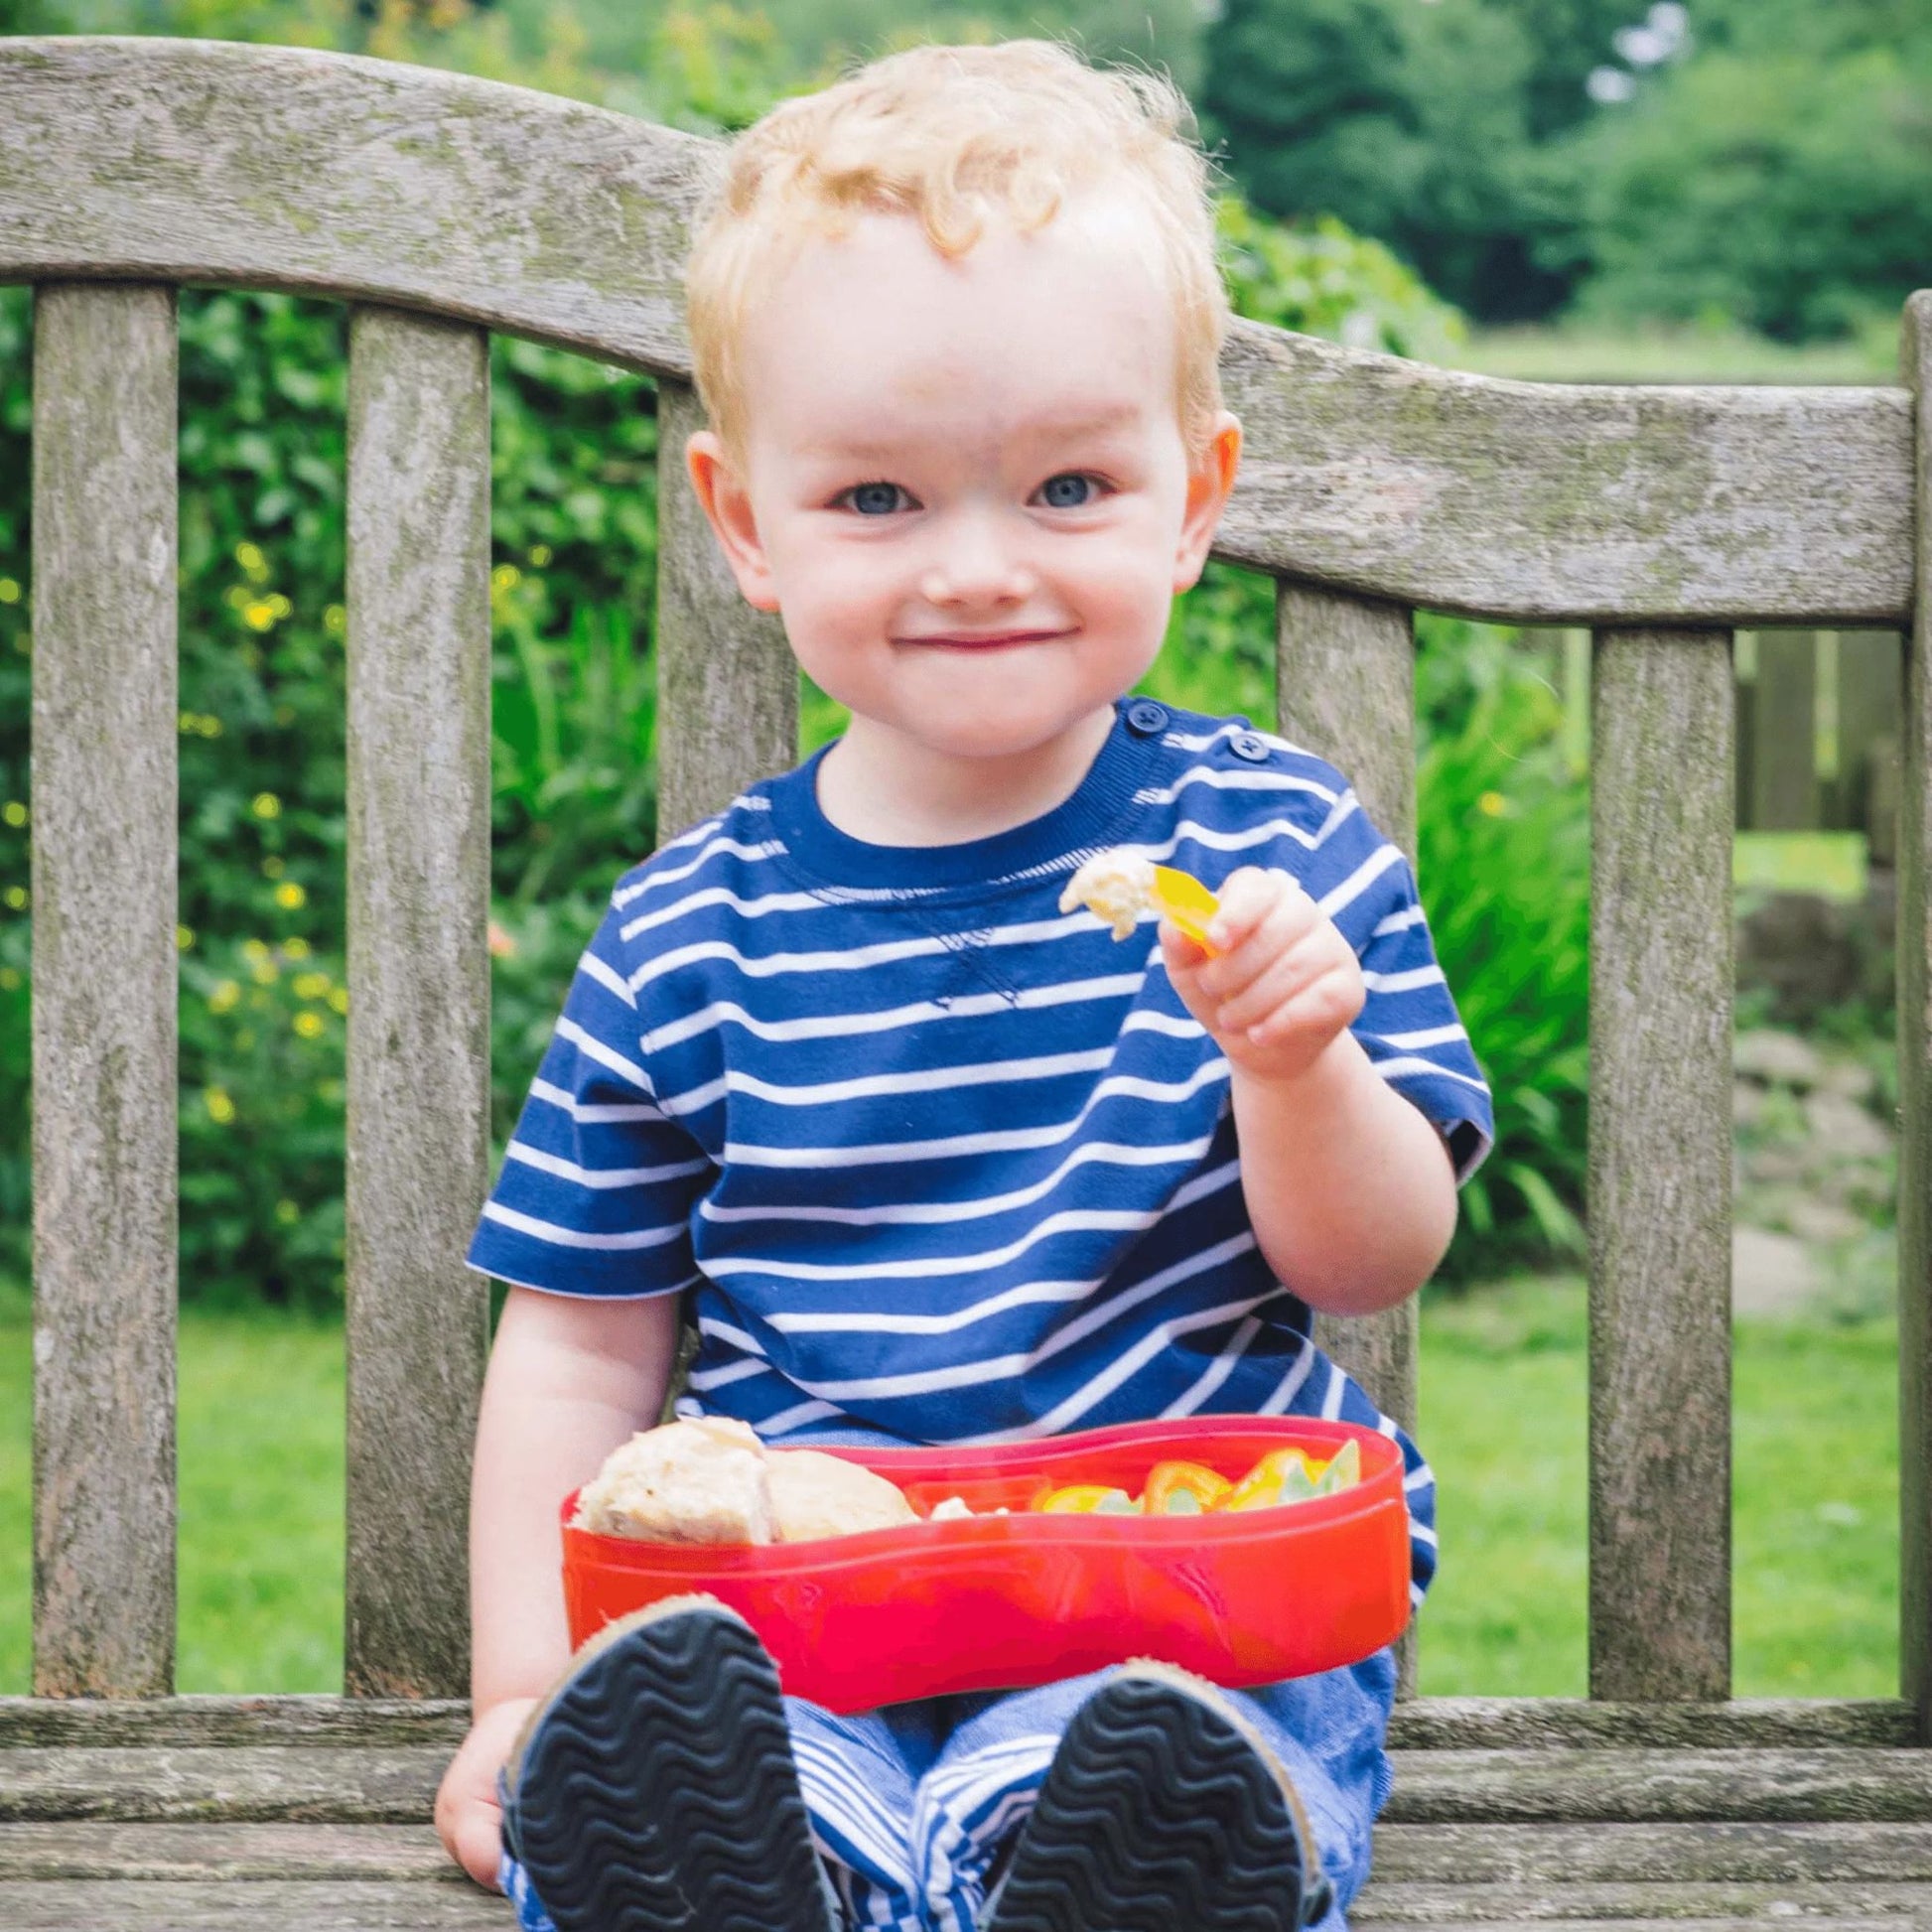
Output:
986 1661 1328 1932
504 1592 831 1932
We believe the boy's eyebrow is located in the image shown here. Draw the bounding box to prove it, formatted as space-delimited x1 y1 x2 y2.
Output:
800 405 1146 459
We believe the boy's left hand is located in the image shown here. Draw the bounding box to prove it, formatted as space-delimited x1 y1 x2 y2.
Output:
1161 866 1364 1085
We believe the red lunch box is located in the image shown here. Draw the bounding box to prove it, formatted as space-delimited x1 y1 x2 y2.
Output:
562 1415 1412 1714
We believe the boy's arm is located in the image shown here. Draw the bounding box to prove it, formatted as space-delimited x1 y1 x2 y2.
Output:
1163 866 1459 1316
436 1284 682 1887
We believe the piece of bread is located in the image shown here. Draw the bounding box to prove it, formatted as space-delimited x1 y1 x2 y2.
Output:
766 1449 917 1544
1058 849 1156 940
573 1416 776 1545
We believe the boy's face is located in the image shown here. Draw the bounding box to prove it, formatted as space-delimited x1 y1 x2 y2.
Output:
687 190 1241 768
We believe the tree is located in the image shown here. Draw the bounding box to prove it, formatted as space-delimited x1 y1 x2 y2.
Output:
1199 0 1569 320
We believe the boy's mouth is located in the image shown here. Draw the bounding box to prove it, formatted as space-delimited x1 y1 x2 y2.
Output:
898 628 1072 650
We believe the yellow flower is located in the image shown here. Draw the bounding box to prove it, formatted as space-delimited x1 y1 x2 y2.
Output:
267 594 293 621
0 966 21 991
1477 790 1508 818
491 563 521 593
528 544 552 567
327 986 349 1016
324 604 346 635
252 792 281 820
0 578 20 605
2 801 25 827
283 935 311 961
204 1086 236 1124
275 1198 301 1226
274 881 307 910
234 541 266 578
242 600 277 633
293 971 331 1001
293 1010 325 1038
208 979 242 1014
175 924 195 952
3 886 26 910
241 938 270 962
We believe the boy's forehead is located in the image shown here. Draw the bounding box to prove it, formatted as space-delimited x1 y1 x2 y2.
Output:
740 195 1177 457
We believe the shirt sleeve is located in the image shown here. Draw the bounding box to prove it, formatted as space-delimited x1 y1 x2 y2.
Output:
1296 777 1495 1185
466 892 714 1299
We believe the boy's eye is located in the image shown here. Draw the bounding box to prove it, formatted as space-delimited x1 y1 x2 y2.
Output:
1037 473 1103 509
839 482 910 517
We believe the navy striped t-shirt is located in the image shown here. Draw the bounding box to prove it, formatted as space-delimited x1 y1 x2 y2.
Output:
467 698 1493 1604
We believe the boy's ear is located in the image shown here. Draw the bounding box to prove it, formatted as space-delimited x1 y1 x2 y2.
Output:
685 429 781 614
1173 413 1242 595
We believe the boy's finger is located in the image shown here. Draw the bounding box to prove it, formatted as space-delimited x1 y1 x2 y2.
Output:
1204 868 1311 955
1196 886 1310 1003
1248 963 1365 1047
1214 942 1323 1036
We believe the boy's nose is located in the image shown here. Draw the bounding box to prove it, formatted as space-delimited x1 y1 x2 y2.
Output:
919 516 1036 607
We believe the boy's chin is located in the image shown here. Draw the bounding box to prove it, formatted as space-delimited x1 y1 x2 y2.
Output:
858 699 1118 765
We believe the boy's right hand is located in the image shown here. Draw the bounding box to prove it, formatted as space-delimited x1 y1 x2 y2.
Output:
436 1696 540 1889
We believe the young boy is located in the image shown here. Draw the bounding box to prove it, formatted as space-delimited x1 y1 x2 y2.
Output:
435 38 1492 1932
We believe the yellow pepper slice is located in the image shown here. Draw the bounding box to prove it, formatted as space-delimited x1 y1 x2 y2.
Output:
1141 1459 1234 1514
1151 866 1221 953
1035 1483 1136 1515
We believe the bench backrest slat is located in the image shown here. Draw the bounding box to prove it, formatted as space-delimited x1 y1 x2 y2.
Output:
1275 582 1421 1450
1587 626 1735 1701
652 379 796 835
29 282 181 1698
1276 580 1421 1698
1900 295 1932 1726
342 305 492 1699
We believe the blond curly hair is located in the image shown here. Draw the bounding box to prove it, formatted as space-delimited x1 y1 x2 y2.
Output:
683 39 1230 469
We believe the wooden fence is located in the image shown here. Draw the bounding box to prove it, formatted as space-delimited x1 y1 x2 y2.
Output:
1527 626 1905 858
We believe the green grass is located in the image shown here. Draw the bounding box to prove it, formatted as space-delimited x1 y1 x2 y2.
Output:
1445 322 1899 386
0 1305 345 1694
0 1284 1902 1698
1419 1275 1899 1697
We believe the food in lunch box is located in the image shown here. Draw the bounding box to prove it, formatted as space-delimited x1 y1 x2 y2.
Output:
1031 1442 1361 1519
574 1419 915 1547
1057 849 1221 950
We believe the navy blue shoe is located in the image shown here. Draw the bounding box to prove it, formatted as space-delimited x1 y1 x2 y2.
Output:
501 1592 839 1932
981 1661 1334 1932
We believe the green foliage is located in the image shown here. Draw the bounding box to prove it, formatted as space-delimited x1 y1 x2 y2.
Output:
1415 624 1589 1277
1561 46 1932 341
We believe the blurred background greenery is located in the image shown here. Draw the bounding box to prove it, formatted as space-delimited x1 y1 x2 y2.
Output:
0 0 1920 1693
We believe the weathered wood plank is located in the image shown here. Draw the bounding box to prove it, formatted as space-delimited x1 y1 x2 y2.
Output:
1383 1751 1932 1825
0 1879 510 1929
652 378 795 837
1587 629 1734 1702
1902 291 1932 1738
0 1822 460 1881
0 1747 443 1823
30 282 179 1700
0 1699 472 1750
14 1819 1932 1886
1387 1700 1917 1752
1 1889 1909 1932
1744 631 1817 831
1372 1822 1932 1885
1352 1879 1932 1921
14 1744 1932 1828
0 1694 1912 1752
1276 582 1420 1696
0 40 1913 627
344 306 492 1699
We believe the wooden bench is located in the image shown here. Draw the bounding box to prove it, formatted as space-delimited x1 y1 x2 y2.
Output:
3 33 1930 1929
